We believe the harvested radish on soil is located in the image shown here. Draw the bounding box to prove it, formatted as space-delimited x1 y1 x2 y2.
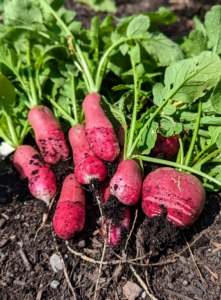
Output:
53 174 85 239
68 124 107 184
82 93 120 162
110 159 142 205
142 167 206 227
100 180 131 246
151 134 180 159
13 145 57 205
28 106 69 165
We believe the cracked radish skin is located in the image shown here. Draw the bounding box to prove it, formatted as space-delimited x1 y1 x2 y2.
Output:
141 167 206 228
82 93 120 162
68 124 107 184
110 159 142 205
53 174 85 239
13 145 57 205
28 105 69 164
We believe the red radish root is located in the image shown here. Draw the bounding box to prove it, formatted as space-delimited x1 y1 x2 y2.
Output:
13 145 57 205
110 159 142 205
100 179 131 246
151 134 180 159
82 93 120 162
28 105 69 164
53 174 85 239
68 125 107 184
142 167 206 228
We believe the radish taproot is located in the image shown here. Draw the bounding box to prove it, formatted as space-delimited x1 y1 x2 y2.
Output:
28 105 69 165
151 134 180 159
100 179 131 246
110 159 142 205
13 145 57 205
53 174 85 239
82 93 120 162
142 167 206 228
68 124 107 184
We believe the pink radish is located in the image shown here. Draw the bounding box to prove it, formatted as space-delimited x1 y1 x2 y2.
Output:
110 159 142 205
142 167 206 228
68 124 107 184
53 174 85 239
82 93 120 162
100 179 131 246
28 105 69 164
13 145 57 205
151 134 180 159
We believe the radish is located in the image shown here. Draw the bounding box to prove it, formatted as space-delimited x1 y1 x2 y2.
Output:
53 174 85 239
151 134 180 159
100 179 131 246
28 105 69 165
82 93 120 162
141 167 206 228
110 159 142 205
13 145 57 205
68 124 107 184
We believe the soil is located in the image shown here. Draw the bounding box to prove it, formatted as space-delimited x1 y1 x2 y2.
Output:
1 1 221 300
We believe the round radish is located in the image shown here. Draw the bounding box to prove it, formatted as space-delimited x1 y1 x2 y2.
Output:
53 174 85 239
142 167 206 228
110 159 142 205
151 134 180 159
13 145 57 205
68 124 107 184
82 93 120 162
28 105 69 165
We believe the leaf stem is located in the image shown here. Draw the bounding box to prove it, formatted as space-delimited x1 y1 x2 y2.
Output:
71 74 78 124
126 55 139 158
193 148 221 168
95 36 151 92
26 41 38 106
0 127 15 148
40 0 95 92
134 154 221 187
3 111 20 148
191 142 216 165
184 99 202 167
45 95 76 126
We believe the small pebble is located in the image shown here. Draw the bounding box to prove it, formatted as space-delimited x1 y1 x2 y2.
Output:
123 281 143 300
217 250 221 257
50 253 63 273
50 280 60 289
182 280 189 286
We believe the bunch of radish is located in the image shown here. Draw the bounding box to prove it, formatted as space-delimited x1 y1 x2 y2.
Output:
13 92 206 245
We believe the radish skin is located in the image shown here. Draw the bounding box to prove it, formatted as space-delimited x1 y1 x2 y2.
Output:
100 179 131 246
110 159 142 205
68 125 107 184
13 145 57 205
53 174 85 239
142 167 206 227
28 105 69 164
82 93 120 162
151 134 180 159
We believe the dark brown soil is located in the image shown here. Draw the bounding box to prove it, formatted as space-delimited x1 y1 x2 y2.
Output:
1 1 221 300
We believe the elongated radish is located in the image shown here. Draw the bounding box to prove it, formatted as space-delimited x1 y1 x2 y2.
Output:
100 179 131 246
151 134 180 159
110 159 142 205
68 124 107 184
142 167 206 227
13 145 57 205
28 105 69 164
82 93 120 162
53 174 85 239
